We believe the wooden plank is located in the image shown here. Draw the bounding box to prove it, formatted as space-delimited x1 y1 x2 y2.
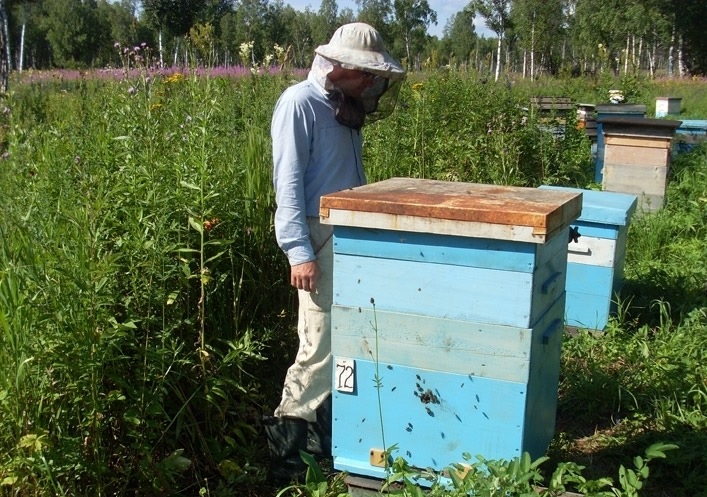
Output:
524 302 563 457
635 193 665 213
566 262 615 300
600 191 664 214
603 163 668 196
531 97 572 103
323 209 547 244
332 360 529 480
320 178 582 242
333 252 565 328
564 289 612 330
567 235 617 267
604 144 669 167
531 96 573 111
332 225 538 273
570 221 621 240
605 135 672 149
675 134 707 145
535 226 568 268
332 306 540 383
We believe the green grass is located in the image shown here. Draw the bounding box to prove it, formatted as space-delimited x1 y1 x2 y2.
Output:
0 68 706 496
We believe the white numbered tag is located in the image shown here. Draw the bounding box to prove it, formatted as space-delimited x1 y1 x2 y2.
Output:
335 358 355 393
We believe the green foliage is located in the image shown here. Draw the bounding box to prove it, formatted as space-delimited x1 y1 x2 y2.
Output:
365 71 594 187
374 443 677 497
0 72 706 496
275 451 349 497
0 70 290 495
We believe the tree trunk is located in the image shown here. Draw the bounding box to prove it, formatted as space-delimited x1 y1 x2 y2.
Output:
0 0 9 93
668 20 675 77
19 23 25 72
159 30 165 68
530 20 535 81
678 34 686 77
494 36 501 82
624 34 629 75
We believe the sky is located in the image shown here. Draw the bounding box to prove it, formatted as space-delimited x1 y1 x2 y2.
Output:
283 0 493 39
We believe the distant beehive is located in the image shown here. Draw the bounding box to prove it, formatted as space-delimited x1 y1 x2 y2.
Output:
594 104 647 183
599 116 681 213
540 186 638 332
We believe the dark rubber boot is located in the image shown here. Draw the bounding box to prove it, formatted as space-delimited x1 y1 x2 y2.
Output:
307 396 332 457
263 416 308 484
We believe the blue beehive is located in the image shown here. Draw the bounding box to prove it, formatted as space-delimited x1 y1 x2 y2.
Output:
320 178 582 480
673 120 707 154
540 186 637 331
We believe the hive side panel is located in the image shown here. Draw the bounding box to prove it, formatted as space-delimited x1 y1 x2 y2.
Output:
332 362 527 479
523 297 564 457
333 254 535 328
603 164 668 196
331 305 532 383
333 226 537 272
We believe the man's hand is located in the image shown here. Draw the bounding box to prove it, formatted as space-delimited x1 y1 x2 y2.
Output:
291 260 320 293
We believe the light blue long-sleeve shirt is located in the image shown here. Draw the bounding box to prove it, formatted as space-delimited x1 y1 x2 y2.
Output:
272 72 366 265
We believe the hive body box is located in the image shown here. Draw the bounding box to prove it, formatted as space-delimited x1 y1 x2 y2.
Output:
674 120 707 154
595 104 646 183
654 97 682 118
599 116 681 213
320 178 582 480
540 186 638 331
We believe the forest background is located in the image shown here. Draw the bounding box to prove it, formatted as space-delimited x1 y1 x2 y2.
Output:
0 0 705 88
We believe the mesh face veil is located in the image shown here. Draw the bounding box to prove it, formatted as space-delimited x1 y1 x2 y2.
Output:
314 23 406 129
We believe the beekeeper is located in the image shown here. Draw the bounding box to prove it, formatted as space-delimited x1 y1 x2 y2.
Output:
265 22 406 483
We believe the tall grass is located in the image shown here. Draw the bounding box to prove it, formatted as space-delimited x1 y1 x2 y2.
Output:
0 70 294 495
0 67 706 495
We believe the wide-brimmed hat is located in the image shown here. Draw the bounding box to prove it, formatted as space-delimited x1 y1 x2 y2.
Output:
315 23 405 80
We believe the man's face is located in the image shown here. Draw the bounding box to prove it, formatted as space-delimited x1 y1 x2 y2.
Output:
329 66 377 98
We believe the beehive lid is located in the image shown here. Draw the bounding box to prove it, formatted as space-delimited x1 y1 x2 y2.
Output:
539 186 638 226
598 116 682 142
678 120 707 132
596 104 647 116
320 178 582 243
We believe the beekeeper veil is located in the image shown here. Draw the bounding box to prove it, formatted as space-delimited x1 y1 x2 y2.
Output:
314 23 406 129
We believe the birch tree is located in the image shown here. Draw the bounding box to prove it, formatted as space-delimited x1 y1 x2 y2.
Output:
392 0 436 70
0 0 9 91
473 0 511 81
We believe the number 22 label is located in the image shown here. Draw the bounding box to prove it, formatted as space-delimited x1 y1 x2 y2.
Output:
335 358 355 393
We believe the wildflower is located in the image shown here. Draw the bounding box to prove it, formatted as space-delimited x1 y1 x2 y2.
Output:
127 86 136 95
203 218 220 231
74 156 81 164
140 42 147 48
114 42 121 49
412 82 424 92
150 103 163 111
239 41 254 66
165 73 186 84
